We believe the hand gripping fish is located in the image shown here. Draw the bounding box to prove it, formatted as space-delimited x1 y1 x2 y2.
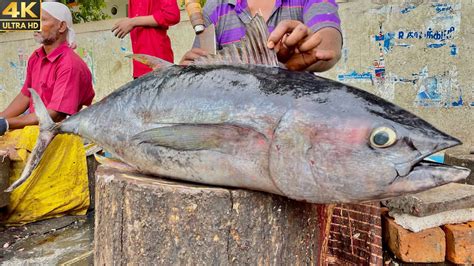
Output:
5 15 470 203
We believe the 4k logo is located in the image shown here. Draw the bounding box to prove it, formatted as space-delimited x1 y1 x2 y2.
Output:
0 0 41 31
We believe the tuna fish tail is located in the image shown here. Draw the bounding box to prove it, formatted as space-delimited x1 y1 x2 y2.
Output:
5 89 60 192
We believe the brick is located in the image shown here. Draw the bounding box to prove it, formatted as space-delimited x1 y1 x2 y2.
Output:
328 202 382 265
390 208 474 233
340 203 381 216
383 215 445 263
443 221 474 264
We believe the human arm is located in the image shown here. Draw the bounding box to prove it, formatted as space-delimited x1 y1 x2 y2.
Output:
112 0 180 39
180 1 216 65
0 93 29 135
0 93 65 134
5 109 65 130
112 16 156 39
0 93 30 119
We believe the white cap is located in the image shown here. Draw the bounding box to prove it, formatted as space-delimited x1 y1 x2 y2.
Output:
41 2 75 46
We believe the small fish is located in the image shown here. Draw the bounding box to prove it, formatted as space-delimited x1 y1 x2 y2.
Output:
5 15 469 203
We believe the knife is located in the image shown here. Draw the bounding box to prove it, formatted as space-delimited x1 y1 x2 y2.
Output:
185 0 216 55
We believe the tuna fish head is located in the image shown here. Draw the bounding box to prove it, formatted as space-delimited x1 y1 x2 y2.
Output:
269 79 470 203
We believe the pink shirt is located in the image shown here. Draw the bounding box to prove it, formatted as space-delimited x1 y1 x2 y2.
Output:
129 0 180 78
21 42 95 115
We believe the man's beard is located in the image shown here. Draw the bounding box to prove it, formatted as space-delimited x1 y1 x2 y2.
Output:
33 32 57 45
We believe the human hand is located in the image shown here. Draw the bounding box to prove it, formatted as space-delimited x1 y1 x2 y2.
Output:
267 20 342 72
69 42 77 49
112 18 135 39
0 117 9 136
179 48 209 65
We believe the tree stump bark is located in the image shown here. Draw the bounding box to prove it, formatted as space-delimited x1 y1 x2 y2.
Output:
0 157 10 208
94 165 325 265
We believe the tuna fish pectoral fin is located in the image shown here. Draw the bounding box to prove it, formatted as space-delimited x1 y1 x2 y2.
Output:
131 124 266 153
94 153 138 173
126 54 174 69
5 89 58 192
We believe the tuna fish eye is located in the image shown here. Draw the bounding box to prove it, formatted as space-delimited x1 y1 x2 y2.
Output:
370 127 397 148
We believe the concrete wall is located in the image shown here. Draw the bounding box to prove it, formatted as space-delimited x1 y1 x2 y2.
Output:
322 0 473 149
0 1 472 148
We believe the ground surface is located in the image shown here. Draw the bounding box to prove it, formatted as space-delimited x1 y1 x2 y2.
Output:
0 212 94 265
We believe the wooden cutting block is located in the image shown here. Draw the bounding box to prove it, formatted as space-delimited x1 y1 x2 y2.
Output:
94 165 328 265
0 156 10 208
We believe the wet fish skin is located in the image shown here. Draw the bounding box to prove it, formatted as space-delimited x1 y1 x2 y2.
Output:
36 64 467 203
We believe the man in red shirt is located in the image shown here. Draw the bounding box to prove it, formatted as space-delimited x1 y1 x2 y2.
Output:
112 0 180 78
0 2 95 135
0 2 94 224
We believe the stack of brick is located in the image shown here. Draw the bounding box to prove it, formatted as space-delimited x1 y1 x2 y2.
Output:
327 202 383 265
383 183 474 264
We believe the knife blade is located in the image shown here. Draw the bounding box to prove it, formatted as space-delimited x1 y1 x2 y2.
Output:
185 0 216 55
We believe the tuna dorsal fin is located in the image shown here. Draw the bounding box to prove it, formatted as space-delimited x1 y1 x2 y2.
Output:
194 14 280 67
126 54 174 69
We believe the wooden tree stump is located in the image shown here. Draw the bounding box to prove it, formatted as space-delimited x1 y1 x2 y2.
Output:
0 157 10 208
94 165 326 265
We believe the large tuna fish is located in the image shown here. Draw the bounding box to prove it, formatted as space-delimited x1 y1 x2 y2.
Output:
5 16 470 203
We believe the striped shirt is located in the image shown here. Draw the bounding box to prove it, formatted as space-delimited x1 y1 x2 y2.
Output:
193 0 341 49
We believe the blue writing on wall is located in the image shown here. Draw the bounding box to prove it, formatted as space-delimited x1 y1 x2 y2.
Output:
432 3 453 14
337 71 373 82
396 27 456 41
379 25 458 56
450 44 458 56
400 5 417 14
451 96 463 107
427 43 446 49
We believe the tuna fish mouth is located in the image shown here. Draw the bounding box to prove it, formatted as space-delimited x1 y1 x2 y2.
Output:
394 155 470 181
394 135 463 178
391 135 470 192
388 160 470 196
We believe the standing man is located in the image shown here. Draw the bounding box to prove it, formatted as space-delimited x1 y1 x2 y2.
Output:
0 1 95 134
180 0 342 72
112 0 180 78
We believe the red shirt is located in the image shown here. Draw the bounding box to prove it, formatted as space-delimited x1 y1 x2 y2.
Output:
129 0 180 78
21 42 95 115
